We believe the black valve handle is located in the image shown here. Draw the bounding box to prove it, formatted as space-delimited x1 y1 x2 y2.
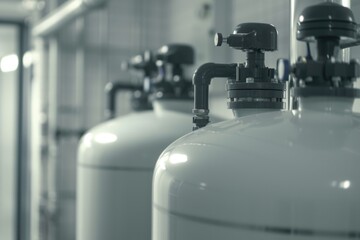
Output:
214 23 277 51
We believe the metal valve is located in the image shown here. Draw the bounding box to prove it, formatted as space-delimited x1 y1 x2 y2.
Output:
291 2 360 98
193 22 284 130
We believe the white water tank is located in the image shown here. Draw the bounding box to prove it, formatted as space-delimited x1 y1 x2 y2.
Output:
152 3 360 240
77 99 193 240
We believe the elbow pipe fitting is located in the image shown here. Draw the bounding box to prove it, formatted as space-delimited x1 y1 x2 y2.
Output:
192 63 237 130
105 82 142 120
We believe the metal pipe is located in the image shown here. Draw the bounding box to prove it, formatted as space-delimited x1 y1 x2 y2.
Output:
30 36 45 240
32 0 106 37
104 82 142 120
47 37 59 240
192 63 236 130
75 17 85 133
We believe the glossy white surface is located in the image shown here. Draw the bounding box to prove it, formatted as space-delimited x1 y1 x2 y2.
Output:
153 97 360 240
77 100 194 240
78 167 153 240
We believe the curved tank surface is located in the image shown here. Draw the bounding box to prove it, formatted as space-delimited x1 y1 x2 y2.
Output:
153 97 360 240
77 100 193 240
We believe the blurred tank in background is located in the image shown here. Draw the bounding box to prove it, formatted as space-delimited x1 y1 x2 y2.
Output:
77 44 197 240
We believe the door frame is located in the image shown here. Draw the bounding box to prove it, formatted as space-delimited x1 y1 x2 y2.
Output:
0 19 30 240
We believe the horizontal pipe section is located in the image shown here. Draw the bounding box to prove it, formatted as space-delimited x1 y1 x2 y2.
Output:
32 0 106 37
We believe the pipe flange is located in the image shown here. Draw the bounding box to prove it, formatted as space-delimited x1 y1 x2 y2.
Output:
293 60 360 81
226 81 285 110
226 82 285 90
228 89 284 99
228 101 284 109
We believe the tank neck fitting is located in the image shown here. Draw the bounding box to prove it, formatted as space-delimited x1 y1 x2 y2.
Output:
316 37 340 61
246 50 265 68
193 23 285 130
291 2 360 99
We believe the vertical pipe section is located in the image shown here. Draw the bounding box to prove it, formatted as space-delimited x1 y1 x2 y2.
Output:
47 37 59 240
192 63 236 130
16 22 31 240
31 37 46 240
72 17 86 240
99 4 109 122
75 18 85 134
